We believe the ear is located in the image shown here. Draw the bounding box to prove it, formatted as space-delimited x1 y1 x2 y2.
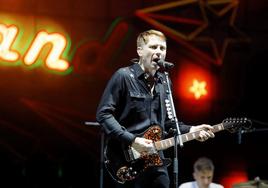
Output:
193 172 197 180
137 46 143 57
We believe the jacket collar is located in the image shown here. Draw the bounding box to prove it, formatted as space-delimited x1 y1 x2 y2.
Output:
130 61 164 83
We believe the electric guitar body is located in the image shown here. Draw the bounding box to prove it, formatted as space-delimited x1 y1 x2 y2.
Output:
104 118 250 184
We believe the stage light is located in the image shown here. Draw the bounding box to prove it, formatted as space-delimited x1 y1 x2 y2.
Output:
189 79 207 99
175 62 215 101
220 170 248 188
173 61 217 118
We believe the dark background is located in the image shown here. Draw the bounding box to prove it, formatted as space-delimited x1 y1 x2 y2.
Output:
0 0 268 187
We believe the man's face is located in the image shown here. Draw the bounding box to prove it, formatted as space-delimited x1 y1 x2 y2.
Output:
193 170 214 188
137 35 167 73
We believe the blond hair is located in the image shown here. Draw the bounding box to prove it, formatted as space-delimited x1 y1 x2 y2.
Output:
137 29 166 47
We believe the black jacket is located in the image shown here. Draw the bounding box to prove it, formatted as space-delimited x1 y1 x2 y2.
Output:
96 62 191 146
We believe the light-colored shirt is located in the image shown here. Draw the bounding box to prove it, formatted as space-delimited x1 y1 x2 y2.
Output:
179 181 224 188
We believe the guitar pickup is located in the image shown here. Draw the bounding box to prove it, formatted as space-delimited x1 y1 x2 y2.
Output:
124 148 134 162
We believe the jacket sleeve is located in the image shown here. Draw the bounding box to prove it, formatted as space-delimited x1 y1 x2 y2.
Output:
96 69 136 146
165 119 191 134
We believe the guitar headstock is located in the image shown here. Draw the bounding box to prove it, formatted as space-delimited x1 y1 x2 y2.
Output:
222 117 252 133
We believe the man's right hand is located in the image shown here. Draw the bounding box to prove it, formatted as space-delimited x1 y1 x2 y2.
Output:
131 137 155 154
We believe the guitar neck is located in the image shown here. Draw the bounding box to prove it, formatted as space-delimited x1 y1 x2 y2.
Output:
154 123 225 151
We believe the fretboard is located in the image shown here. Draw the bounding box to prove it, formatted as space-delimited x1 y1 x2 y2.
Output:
154 123 224 151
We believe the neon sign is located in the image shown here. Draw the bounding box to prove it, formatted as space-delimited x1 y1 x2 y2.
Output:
0 23 71 73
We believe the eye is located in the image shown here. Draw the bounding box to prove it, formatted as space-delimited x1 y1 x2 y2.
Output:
150 45 157 49
160 46 166 51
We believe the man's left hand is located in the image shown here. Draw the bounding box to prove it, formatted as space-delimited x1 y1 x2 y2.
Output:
190 124 215 142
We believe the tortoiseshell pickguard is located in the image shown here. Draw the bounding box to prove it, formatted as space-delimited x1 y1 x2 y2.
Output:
141 125 163 168
105 125 169 184
143 125 162 142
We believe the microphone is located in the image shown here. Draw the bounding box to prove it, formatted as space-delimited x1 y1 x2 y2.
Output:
157 60 174 70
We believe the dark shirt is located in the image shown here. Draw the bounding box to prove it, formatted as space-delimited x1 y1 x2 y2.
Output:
96 62 191 146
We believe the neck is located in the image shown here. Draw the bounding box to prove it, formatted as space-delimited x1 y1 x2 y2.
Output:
196 181 210 188
138 61 156 76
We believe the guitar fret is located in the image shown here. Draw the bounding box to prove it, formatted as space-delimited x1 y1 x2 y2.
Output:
166 140 169 148
163 139 171 149
213 123 224 132
160 141 164 149
163 141 166 148
169 139 172 146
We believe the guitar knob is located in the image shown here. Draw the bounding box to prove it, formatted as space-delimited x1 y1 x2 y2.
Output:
105 160 110 164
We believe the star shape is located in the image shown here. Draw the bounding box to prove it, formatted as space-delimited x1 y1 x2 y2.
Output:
189 79 207 99
135 0 208 41
192 0 251 65
135 0 250 66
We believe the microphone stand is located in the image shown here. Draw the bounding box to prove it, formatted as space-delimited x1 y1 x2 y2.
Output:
238 127 268 144
237 118 268 144
164 71 183 188
84 121 104 188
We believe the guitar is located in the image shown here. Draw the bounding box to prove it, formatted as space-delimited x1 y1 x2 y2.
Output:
104 118 251 184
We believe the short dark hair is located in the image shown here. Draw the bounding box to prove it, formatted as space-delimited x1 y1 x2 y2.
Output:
194 157 215 172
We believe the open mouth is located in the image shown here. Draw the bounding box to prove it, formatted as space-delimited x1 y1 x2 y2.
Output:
152 58 160 65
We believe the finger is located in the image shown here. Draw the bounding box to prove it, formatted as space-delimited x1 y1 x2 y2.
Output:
202 130 214 138
197 137 205 142
199 131 207 140
145 142 153 147
201 124 214 130
199 130 208 137
200 130 214 140
207 130 215 138
144 139 153 144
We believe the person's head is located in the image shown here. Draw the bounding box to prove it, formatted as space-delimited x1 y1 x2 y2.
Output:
193 157 215 188
136 29 167 74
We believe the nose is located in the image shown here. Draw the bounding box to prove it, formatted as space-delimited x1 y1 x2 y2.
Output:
155 52 161 58
203 178 210 185
155 49 162 57
156 46 162 53
154 46 165 59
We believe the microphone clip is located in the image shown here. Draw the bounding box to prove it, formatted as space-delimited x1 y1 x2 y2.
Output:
157 60 174 70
